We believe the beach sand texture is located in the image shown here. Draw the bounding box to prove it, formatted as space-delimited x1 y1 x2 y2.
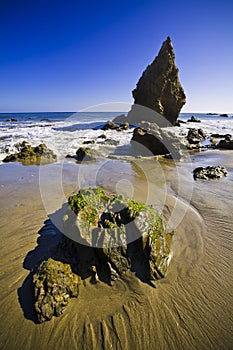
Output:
0 150 232 349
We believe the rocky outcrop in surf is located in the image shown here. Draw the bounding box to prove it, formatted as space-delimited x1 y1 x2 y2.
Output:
2 142 57 165
131 121 183 159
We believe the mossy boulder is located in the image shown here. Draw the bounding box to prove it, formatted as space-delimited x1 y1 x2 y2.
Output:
33 258 80 322
3 143 57 165
64 187 173 284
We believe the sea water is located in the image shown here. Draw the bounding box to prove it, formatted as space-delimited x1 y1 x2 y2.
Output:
0 112 233 163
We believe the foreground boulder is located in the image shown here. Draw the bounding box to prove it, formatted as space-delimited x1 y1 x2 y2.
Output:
33 187 173 322
131 121 183 159
64 187 173 282
193 166 228 180
3 143 57 165
126 37 186 126
33 258 80 322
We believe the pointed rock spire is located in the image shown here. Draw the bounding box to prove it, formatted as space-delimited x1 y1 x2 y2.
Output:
129 37 186 125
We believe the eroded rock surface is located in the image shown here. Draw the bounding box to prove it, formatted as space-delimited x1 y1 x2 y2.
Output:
3 143 57 165
131 121 184 159
126 37 186 126
33 188 173 322
33 258 80 322
186 128 206 145
193 166 228 180
102 121 130 131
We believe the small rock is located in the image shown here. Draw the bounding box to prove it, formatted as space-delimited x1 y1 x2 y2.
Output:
101 121 130 131
33 258 80 322
219 113 228 117
82 140 95 145
76 147 98 162
216 139 233 150
187 116 201 123
186 128 206 145
193 166 228 180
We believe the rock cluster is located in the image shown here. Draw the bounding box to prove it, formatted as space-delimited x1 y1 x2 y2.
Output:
101 121 130 131
126 37 186 126
33 258 80 322
3 142 57 165
193 166 228 180
216 138 233 150
187 116 201 123
33 188 173 322
186 128 206 147
131 121 183 159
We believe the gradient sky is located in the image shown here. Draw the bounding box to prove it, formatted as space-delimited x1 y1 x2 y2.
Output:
1 0 233 113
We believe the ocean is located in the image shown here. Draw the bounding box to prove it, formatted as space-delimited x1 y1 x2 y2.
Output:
0 111 233 163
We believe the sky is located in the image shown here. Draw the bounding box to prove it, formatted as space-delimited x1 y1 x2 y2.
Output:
0 0 233 113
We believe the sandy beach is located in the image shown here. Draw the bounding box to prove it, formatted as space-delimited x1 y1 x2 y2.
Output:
0 149 232 349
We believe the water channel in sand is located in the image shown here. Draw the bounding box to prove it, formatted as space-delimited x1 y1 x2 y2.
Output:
0 150 232 349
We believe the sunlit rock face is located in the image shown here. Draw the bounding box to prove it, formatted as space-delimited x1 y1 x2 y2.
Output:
127 37 186 126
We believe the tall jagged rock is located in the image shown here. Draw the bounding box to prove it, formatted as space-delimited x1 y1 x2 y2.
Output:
126 37 186 126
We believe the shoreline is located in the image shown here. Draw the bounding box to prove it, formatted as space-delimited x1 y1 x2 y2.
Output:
0 149 232 349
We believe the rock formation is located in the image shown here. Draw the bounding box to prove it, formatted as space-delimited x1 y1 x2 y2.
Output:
193 166 228 180
2 142 57 165
131 121 184 159
216 138 233 150
66 147 99 162
186 128 206 145
119 37 186 126
33 258 80 322
33 187 173 322
101 121 130 131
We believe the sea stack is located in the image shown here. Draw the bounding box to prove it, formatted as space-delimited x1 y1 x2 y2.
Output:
127 37 186 126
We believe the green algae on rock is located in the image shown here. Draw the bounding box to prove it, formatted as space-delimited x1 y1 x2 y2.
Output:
3 143 57 165
64 187 173 282
33 258 80 323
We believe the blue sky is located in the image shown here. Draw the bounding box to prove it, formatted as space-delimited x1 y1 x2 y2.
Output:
0 0 233 113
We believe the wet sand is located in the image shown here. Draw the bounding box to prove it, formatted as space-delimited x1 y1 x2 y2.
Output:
0 151 232 349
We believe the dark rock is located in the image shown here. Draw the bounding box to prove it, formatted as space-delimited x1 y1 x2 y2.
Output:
6 118 17 122
186 128 206 145
131 121 183 159
216 139 233 150
219 113 228 117
101 121 130 131
97 134 107 139
33 258 80 322
193 166 227 180
82 140 95 145
210 133 231 139
126 37 186 126
2 143 57 165
207 113 218 115
76 147 98 162
187 116 201 123
40 118 51 122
